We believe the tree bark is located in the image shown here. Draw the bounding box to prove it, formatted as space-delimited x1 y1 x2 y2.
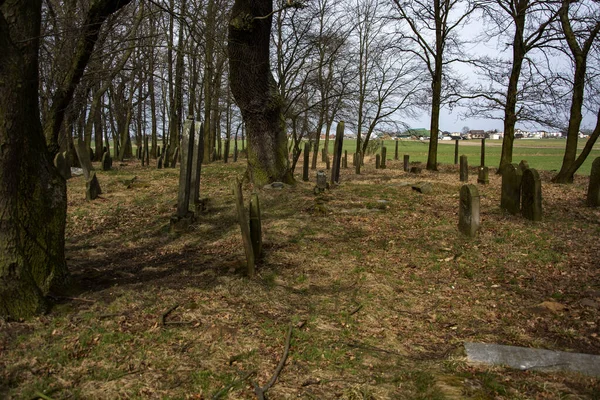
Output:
0 1 69 319
228 0 293 185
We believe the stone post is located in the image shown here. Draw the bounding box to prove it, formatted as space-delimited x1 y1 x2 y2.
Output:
343 150 348 169
587 157 600 207
303 142 310 182
522 168 542 221
500 163 523 214
355 151 362 174
330 121 344 184
460 155 468 182
458 184 480 237
477 166 489 185
403 154 410 172
395 140 399 160
454 140 459 165
375 154 381 169
480 138 486 167
380 146 387 169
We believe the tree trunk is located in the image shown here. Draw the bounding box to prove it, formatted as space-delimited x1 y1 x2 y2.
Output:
0 1 69 319
228 0 293 185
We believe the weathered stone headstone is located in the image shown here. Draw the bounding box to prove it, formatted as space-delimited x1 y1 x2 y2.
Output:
62 151 72 179
403 154 410 172
157 155 163 169
190 121 204 213
330 121 344 184
375 154 381 169
519 159 529 172
460 155 468 182
477 166 489 185
101 151 112 171
249 193 262 260
522 168 542 221
395 141 399 160
315 170 328 194
53 153 68 180
501 163 523 214
380 146 387 169
74 139 94 180
458 184 480 237
302 143 310 182
480 138 486 167
85 172 102 201
171 147 179 168
454 140 459 165
587 157 600 207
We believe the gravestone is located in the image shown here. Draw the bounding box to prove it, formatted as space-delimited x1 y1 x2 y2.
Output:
501 163 523 214
164 146 171 167
380 146 387 169
403 154 410 172
519 159 529 172
454 140 459 165
101 151 112 171
587 157 600 207
190 121 205 213
343 150 348 169
375 154 381 169
330 121 344 184
170 118 196 232
157 155 163 169
85 172 102 201
74 139 94 180
458 184 480 237
409 166 421 174
249 193 262 260
395 141 399 160
522 168 542 221
480 138 486 167
477 166 489 185
303 143 310 182
460 155 468 182
314 170 328 194
62 151 72 179
53 152 68 180
171 147 179 168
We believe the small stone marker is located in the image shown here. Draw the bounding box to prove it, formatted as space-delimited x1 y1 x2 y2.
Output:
518 159 529 172
375 154 381 169
314 170 328 194
395 141 399 160
587 157 600 207
454 140 459 165
501 163 523 214
249 193 262 260
380 146 387 169
458 184 480 237
53 152 68 180
521 168 542 221
330 122 344 184
465 342 600 377
403 154 410 172
460 155 468 182
101 151 112 171
302 143 310 182
477 166 489 185
85 172 102 201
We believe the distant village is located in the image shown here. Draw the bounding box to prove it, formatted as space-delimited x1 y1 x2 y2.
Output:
322 128 590 141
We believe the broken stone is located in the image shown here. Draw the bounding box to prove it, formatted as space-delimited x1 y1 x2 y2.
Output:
411 182 433 194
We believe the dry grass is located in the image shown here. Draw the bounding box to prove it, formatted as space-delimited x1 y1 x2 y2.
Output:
1 156 599 399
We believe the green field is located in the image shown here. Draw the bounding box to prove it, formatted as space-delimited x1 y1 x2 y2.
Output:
310 138 600 175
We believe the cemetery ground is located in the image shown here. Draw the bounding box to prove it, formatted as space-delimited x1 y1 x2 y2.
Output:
1 150 600 399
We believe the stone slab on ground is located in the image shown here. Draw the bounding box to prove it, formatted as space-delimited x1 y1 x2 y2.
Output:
465 342 600 377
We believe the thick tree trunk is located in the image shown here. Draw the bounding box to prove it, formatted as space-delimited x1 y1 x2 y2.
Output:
228 0 293 185
0 1 69 319
426 62 442 171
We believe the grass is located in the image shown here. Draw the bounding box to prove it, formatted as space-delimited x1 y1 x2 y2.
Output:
1 152 600 399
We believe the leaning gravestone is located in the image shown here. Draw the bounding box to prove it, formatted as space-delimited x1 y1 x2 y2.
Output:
380 146 387 169
522 168 542 221
587 157 600 207
458 184 480 237
74 139 94 180
101 151 112 171
477 166 489 185
460 155 468 182
53 152 68 180
403 154 410 172
86 172 102 201
501 163 523 214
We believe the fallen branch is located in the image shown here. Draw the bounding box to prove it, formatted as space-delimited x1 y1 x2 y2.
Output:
211 370 255 400
253 324 294 399
348 304 363 316
160 304 179 325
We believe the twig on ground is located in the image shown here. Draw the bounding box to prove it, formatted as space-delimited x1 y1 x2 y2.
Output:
160 304 179 325
349 304 363 316
253 324 294 399
211 370 255 400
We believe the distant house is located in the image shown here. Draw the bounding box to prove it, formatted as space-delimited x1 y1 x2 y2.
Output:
469 130 486 139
